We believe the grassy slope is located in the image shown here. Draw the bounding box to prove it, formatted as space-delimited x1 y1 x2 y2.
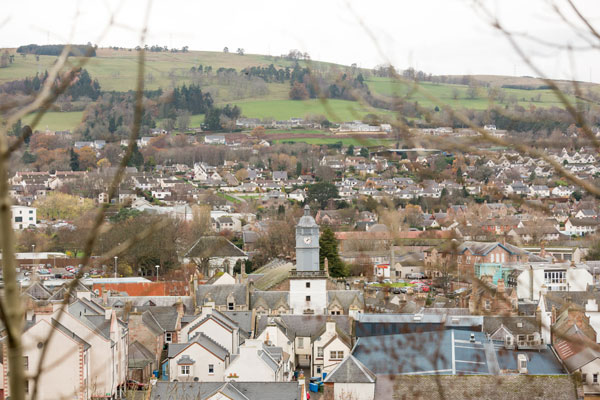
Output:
22 111 84 131
366 77 579 110
0 48 339 91
3 48 594 132
227 98 394 122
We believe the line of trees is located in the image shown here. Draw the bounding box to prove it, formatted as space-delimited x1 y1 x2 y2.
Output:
16 44 96 57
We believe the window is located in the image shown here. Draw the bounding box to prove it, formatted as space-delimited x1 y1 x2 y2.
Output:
330 351 343 359
180 365 190 375
25 380 29 393
298 338 304 349
208 364 214 374
15 216 22 222
228 302 234 311
317 347 323 358
306 296 311 302
484 300 491 310
165 332 172 343
544 270 566 284
517 335 525 342
24 356 28 371
316 366 322 374
582 374 587 383
594 374 598 384
306 282 311 288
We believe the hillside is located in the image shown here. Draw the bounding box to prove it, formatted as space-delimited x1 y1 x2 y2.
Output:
1 47 598 133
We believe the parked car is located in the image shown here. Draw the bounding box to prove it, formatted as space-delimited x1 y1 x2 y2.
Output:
127 379 148 390
417 284 430 292
406 273 425 279
392 287 402 294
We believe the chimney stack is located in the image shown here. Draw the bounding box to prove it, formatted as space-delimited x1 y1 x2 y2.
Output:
497 279 505 293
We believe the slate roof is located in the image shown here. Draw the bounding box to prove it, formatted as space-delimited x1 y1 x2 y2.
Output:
129 340 155 368
144 307 179 331
49 281 92 301
327 290 365 313
110 295 195 310
168 332 229 361
457 241 528 256
50 319 91 351
251 291 289 310
150 381 301 400
196 284 248 307
542 290 600 311
255 315 353 339
222 311 254 339
483 316 540 335
374 375 579 400
185 309 238 339
23 281 52 300
323 355 376 383
185 236 247 258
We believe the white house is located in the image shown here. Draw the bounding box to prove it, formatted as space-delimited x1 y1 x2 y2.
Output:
564 218 599 236
205 134 226 145
2 317 91 400
179 306 240 356
16 299 129 399
311 320 352 377
516 263 594 301
11 205 36 230
166 332 230 382
323 355 376 400
224 339 286 381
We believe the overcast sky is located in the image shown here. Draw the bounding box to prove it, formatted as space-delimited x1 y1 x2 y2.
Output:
2 0 600 81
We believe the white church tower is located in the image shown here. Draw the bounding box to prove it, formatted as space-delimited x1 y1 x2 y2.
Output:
289 205 328 314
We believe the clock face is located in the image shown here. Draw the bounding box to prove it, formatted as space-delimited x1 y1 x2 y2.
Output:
303 237 312 245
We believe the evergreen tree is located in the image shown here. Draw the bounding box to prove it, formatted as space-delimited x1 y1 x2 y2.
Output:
346 144 355 156
319 227 346 277
359 147 369 158
127 143 144 168
456 166 463 183
69 148 80 171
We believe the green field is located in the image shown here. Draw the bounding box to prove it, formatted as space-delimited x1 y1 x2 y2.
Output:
22 111 84 131
229 99 392 122
263 129 327 135
217 192 241 203
0 48 340 92
366 77 580 110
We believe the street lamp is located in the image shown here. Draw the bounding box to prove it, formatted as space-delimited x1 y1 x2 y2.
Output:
155 265 160 281
114 256 118 279
31 244 35 253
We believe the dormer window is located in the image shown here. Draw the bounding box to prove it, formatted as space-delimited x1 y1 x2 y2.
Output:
165 332 173 343
228 302 234 311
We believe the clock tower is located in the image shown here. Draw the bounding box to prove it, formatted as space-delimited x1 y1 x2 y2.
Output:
296 205 320 272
